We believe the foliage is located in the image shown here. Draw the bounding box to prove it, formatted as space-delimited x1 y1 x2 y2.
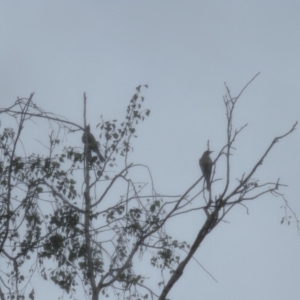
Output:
0 78 298 300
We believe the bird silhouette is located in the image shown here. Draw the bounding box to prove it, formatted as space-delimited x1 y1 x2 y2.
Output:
199 150 213 191
82 125 105 162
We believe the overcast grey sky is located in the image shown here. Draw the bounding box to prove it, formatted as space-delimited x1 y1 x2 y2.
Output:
1 1 300 300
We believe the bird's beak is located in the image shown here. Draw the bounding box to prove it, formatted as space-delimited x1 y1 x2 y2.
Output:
209 151 214 154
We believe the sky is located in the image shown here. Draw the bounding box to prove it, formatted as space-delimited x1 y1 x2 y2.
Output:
0 1 300 300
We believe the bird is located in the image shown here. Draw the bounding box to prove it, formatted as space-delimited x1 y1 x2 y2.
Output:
199 150 213 191
82 125 105 162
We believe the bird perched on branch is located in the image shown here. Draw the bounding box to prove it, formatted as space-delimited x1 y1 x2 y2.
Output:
82 125 105 162
199 150 213 191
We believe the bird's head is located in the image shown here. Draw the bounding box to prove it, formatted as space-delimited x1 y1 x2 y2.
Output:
204 150 213 155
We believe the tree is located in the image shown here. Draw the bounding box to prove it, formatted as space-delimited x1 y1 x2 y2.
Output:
0 75 298 300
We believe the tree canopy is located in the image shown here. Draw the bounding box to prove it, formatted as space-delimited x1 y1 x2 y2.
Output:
0 76 298 300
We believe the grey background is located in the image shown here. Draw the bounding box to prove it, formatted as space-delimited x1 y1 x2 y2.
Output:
0 2 299 300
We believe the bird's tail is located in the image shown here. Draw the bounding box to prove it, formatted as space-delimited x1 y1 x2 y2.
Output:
95 148 105 162
205 176 211 191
